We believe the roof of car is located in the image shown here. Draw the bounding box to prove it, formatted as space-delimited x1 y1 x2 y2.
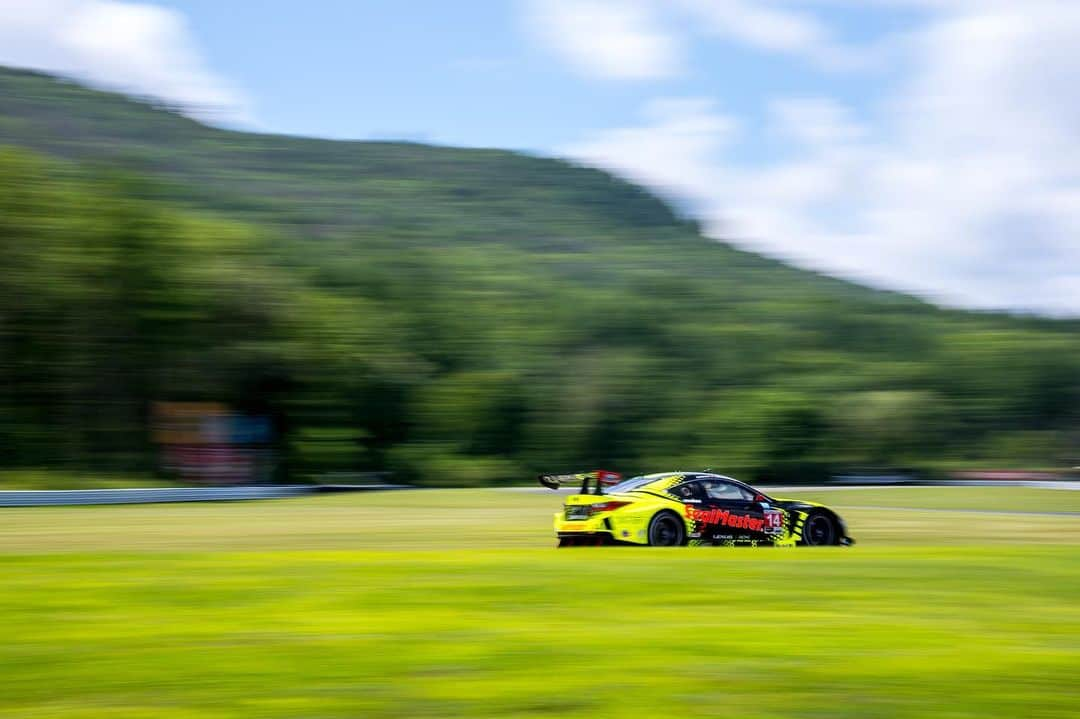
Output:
638 472 744 488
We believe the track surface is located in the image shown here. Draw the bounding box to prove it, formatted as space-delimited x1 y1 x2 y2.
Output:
2 486 1078 719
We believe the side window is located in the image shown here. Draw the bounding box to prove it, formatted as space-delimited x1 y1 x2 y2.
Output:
701 480 754 502
669 481 703 502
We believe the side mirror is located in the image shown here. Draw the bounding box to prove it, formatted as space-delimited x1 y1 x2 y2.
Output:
753 494 767 503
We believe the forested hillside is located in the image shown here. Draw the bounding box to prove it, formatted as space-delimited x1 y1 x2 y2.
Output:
1 67 1077 484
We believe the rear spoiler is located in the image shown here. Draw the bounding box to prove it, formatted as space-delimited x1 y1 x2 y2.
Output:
538 470 622 495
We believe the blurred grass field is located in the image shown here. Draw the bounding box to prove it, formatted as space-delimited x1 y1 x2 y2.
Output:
2 487 1079 718
0 470 177 491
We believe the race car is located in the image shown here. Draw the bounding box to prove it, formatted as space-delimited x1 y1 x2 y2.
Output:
539 470 854 547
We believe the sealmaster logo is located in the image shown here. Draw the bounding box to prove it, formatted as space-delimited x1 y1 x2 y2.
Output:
686 506 765 532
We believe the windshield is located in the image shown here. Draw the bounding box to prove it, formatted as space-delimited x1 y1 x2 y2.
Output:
603 476 656 494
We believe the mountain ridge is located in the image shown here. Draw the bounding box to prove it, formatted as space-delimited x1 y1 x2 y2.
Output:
0 65 939 310
1 65 1077 482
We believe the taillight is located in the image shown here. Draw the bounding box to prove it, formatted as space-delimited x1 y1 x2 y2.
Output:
589 501 631 514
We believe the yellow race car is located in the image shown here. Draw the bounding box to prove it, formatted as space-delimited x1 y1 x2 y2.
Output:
540 470 854 547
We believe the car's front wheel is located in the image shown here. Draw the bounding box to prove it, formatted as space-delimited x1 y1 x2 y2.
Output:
800 511 838 546
647 511 686 547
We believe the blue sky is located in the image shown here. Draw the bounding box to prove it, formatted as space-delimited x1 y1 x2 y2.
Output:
149 0 919 155
2 0 1079 316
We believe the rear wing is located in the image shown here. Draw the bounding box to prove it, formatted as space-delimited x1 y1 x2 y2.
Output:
538 470 622 495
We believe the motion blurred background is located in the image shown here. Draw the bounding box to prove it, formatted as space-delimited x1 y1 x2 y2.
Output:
2 4 1080 719
1 1 1079 489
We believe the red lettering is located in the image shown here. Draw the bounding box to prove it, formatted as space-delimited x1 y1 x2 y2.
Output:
687 507 771 533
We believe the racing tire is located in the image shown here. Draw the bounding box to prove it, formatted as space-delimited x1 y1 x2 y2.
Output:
647 511 686 547
799 511 838 546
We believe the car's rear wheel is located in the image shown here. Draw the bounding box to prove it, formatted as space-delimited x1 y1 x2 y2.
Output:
647 511 685 547
800 511 837 546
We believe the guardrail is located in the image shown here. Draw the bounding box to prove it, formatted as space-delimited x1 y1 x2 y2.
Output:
0 484 411 507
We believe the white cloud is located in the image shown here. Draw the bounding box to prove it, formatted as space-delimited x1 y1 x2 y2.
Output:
675 0 871 70
563 97 735 208
523 0 681 80
561 1 1080 315
526 0 884 78
0 0 250 124
767 97 867 148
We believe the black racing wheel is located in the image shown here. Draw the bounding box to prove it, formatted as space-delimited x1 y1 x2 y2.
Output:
800 511 838 546
647 511 686 547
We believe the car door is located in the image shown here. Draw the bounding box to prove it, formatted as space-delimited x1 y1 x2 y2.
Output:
667 480 706 541
696 478 771 545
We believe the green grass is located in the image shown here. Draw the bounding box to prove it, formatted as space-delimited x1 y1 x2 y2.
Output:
0 470 177 491
2 488 1079 718
784 486 1080 513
